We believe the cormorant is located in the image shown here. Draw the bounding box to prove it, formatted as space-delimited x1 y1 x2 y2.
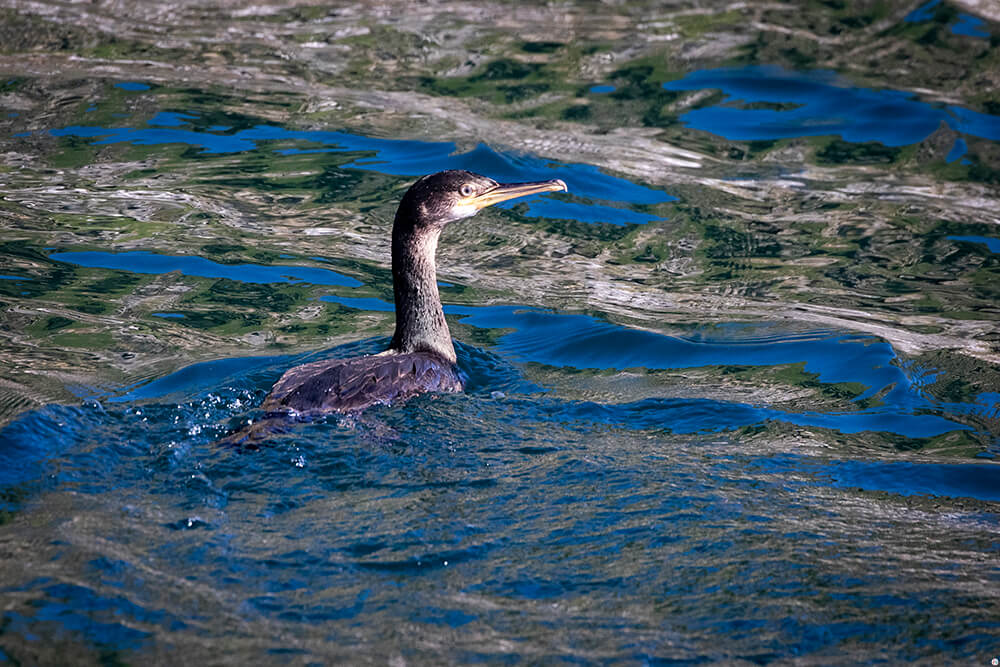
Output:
221 170 566 444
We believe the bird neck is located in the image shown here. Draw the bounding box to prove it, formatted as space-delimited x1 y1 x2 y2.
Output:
389 224 456 364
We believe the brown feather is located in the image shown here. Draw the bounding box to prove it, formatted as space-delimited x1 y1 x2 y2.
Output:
262 351 462 417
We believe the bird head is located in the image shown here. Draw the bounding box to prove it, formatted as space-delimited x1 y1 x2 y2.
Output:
395 169 568 231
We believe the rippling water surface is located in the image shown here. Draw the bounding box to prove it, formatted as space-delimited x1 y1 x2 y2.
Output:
1 0 999 663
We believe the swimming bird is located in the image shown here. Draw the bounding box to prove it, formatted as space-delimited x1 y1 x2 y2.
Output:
221 170 566 444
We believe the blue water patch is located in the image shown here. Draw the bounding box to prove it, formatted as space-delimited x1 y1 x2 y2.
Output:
455 307 884 385
152 312 185 319
945 105 1000 140
0 274 30 280
1 587 154 650
13 132 30 137
495 196 667 225
115 82 150 91
48 117 674 224
972 392 1000 426
7 111 18 118
662 66 1000 145
148 111 200 127
946 137 967 162
905 0 940 22
749 453 1000 502
112 353 288 402
827 459 1000 501
455 307 969 436
952 13 989 37
590 85 616 94
49 250 363 287
85 105 96 112
948 235 1000 253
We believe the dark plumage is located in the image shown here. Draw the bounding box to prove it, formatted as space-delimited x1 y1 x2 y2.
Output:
263 351 464 417
220 169 567 445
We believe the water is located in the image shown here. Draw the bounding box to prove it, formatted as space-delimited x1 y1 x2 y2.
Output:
662 65 1000 144
1 1 999 663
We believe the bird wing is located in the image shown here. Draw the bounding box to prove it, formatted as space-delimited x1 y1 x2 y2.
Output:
263 352 462 415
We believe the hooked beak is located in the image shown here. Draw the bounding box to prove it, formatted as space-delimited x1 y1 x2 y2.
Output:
466 178 568 210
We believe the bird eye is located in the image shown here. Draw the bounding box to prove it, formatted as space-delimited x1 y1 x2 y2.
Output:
459 184 475 197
